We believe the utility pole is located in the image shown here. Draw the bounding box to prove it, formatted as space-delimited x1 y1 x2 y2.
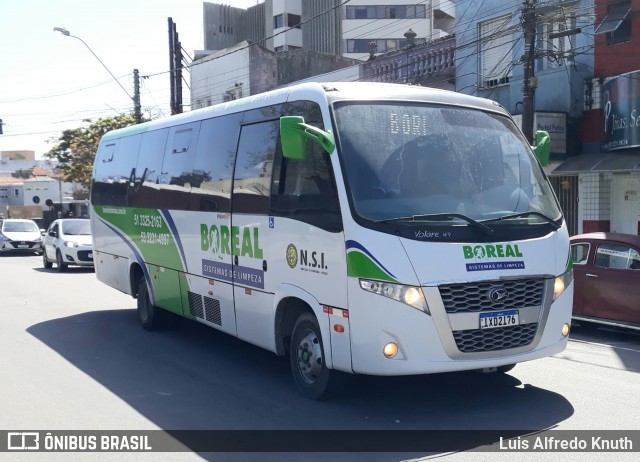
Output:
168 17 183 115
521 0 537 144
133 69 142 124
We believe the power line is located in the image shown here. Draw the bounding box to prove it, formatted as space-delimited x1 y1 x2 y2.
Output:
8 0 640 142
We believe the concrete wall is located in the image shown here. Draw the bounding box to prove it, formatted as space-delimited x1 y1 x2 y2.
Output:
302 0 342 55
275 50 360 87
203 1 267 52
190 42 252 109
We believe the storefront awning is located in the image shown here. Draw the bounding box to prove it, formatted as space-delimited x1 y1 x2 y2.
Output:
551 151 640 175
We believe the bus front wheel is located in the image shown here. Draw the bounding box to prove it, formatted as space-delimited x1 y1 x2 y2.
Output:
290 313 331 400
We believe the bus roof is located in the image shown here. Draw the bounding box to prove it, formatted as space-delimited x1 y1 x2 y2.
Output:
101 82 510 142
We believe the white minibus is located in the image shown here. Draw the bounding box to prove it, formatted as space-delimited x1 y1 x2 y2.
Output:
90 82 573 399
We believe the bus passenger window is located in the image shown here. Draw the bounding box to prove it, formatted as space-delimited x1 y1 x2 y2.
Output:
232 121 278 214
271 134 342 232
192 113 242 213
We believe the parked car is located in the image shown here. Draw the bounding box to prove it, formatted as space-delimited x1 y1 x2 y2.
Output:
570 232 640 330
0 218 44 255
42 218 94 271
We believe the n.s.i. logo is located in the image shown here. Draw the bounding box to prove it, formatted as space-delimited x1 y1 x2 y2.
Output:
286 244 298 268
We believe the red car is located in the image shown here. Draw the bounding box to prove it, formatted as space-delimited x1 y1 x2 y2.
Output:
570 233 640 330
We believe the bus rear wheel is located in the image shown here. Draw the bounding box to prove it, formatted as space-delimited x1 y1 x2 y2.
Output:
137 277 161 331
289 313 331 400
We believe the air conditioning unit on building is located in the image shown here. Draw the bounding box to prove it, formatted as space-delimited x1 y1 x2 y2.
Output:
484 76 510 88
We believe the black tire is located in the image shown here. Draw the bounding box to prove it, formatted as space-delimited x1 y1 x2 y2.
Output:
56 250 67 272
43 251 53 269
137 276 161 331
289 313 331 400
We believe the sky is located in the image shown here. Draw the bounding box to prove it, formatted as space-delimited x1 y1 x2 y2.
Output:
0 0 262 159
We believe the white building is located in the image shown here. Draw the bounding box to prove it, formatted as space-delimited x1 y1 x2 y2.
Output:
342 0 455 60
192 1 455 108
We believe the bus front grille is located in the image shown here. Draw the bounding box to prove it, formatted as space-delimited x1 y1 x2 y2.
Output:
439 278 545 313
453 323 538 352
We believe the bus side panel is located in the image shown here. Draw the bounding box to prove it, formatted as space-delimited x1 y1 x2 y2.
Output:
231 214 275 351
93 250 131 296
180 273 237 336
171 210 237 335
91 209 134 295
146 264 184 315
263 216 349 368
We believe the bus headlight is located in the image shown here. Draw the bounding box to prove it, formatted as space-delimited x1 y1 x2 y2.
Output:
360 279 429 313
553 269 573 300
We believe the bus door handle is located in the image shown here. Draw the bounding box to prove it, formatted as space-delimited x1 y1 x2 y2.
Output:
586 273 599 278
263 260 267 272
234 255 238 265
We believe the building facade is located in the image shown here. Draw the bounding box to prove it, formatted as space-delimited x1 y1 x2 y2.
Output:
202 0 455 60
454 0 595 236
203 2 266 52
190 41 360 109
554 0 640 236
192 1 640 237
361 34 456 90
340 0 454 60
0 160 81 223
1 150 36 161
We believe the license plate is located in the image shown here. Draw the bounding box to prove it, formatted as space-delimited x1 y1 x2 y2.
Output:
480 310 519 329
88 252 93 259
17 244 29 249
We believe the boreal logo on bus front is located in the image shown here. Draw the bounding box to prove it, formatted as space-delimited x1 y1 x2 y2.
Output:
463 244 526 272
473 246 486 259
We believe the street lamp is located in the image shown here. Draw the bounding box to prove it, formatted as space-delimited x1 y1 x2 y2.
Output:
53 27 141 122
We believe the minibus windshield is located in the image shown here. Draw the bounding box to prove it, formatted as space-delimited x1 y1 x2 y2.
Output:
333 102 562 228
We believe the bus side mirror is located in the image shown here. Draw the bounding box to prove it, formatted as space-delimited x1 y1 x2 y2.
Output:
280 116 335 160
532 130 550 166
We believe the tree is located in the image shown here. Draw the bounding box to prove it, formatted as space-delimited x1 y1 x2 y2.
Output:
44 114 141 189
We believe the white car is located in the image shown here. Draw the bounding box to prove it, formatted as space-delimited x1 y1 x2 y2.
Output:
42 218 94 271
0 218 43 255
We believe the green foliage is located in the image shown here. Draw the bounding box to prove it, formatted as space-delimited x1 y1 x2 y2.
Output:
44 114 141 188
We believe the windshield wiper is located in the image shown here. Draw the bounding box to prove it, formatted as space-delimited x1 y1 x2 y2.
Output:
377 213 494 235
482 211 561 230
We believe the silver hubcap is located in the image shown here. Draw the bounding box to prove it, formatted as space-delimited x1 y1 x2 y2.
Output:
295 328 323 384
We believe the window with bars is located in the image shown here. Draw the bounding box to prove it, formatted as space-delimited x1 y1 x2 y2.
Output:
536 10 577 71
346 5 427 19
479 15 514 88
347 37 425 53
